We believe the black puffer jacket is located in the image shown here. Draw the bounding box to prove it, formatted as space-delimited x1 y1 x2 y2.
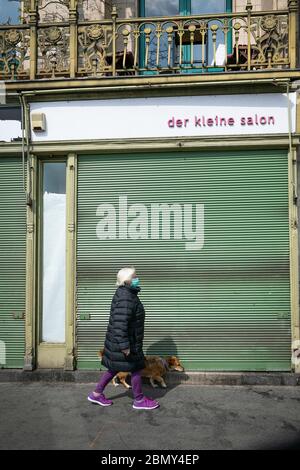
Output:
101 284 146 372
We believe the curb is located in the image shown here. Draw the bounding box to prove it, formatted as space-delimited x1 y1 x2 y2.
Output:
0 369 300 386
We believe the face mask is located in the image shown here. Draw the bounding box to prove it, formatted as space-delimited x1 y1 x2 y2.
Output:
131 277 140 288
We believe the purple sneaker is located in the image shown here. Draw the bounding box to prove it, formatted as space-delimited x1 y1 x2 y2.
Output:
133 396 160 410
87 392 113 406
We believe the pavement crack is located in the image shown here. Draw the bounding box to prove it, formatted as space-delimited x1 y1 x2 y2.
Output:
89 425 105 448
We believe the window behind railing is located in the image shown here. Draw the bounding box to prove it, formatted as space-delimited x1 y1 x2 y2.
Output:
16 1 292 22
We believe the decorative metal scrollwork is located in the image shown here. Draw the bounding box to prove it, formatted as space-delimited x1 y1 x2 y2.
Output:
78 24 113 76
0 2 294 80
0 28 30 79
37 26 70 77
250 14 289 67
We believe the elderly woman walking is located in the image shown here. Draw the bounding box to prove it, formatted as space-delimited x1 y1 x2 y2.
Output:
87 267 160 410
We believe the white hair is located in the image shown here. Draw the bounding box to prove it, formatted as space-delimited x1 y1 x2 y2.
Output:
116 267 136 287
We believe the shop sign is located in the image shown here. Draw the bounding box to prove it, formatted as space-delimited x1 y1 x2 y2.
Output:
30 93 297 142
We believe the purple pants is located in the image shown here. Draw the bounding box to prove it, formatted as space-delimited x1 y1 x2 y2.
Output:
95 369 144 401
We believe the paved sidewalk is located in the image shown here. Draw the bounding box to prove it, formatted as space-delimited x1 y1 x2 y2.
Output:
0 382 299 450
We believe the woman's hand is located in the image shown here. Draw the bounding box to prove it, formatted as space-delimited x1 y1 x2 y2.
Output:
122 348 130 356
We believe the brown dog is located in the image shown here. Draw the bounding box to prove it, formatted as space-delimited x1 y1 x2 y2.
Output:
98 349 184 388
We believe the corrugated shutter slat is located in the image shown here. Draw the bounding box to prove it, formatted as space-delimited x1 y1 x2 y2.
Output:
0 157 26 368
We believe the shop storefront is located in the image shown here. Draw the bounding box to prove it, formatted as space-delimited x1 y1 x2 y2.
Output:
1 87 298 372
75 148 292 371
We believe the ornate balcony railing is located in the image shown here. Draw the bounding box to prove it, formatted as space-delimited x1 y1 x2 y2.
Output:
0 0 298 81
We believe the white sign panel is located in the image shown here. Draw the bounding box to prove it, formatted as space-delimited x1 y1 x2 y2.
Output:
30 93 296 142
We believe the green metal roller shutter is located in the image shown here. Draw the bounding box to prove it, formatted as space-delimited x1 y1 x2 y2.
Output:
0 157 26 368
76 150 291 371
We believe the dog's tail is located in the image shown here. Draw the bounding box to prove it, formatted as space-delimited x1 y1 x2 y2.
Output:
98 348 105 360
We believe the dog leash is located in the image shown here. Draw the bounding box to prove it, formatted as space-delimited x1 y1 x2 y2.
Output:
160 357 169 371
